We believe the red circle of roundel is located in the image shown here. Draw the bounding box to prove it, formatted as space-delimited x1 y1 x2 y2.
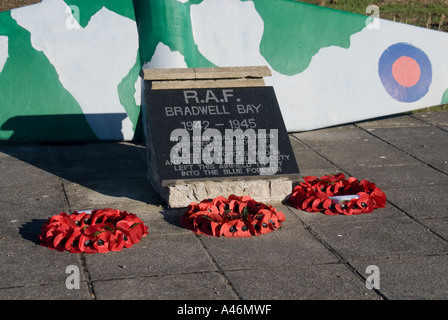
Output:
378 43 432 103
392 56 421 87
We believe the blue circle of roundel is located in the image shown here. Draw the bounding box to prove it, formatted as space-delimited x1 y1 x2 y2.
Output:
378 42 432 103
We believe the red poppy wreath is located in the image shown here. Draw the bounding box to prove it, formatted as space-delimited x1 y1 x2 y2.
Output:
289 173 387 215
180 195 285 237
39 209 148 253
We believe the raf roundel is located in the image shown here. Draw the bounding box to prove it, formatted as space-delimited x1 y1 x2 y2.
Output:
378 43 432 103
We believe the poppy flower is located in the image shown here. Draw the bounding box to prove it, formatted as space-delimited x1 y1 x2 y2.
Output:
355 192 374 214
252 209 282 234
220 219 254 237
322 198 339 216
311 196 327 211
64 229 83 253
371 188 387 208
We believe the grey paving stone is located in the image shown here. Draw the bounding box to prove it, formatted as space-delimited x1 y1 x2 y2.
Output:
0 282 91 300
293 126 422 170
419 218 448 240
368 126 448 174
310 218 448 261
84 233 217 281
0 181 66 213
198 209 339 271
0 159 60 187
357 114 429 129
384 186 448 219
152 207 195 236
288 135 308 150
92 272 237 300
0 243 81 289
1 217 48 247
63 177 161 209
292 146 340 172
0 182 68 246
351 255 448 299
0 143 56 168
1 116 448 300
293 125 367 148
346 163 448 189
411 111 448 130
225 263 380 300
312 144 420 170
50 142 147 183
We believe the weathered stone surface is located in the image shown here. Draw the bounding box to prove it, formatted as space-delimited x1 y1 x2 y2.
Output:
150 78 266 90
161 178 293 208
142 66 271 81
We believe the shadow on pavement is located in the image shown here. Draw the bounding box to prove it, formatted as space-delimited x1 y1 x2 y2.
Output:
1 115 161 207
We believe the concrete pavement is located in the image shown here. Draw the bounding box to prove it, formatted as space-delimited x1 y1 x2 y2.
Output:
1 112 447 300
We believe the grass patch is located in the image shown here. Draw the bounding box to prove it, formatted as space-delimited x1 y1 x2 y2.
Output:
0 0 40 12
298 0 448 31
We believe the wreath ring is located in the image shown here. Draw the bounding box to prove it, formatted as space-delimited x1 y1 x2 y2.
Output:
39 208 148 253
289 173 387 215
180 195 285 237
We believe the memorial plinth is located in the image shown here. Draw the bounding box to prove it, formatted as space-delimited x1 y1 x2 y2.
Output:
143 66 300 208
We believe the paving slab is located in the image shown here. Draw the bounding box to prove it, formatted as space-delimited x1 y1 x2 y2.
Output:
92 272 238 300
0 282 91 300
290 142 341 172
419 218 448 241
356 114 429 129
0 182 67 246
63 177 161 209
0 243 81 289
368 126 448 174
0 181 65 213
198 208 339 271
345 163 448 189
308 218 448 261
384 186 448 219
411 112 448 130
0 143 56 167
0 159 61 187
84 233 217 281
306 143 421 170
50 142 147 183
1 112 448 300
293 125 363 148
225 264 381 300
350 255 448 300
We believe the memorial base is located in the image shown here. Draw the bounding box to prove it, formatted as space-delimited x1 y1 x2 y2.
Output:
160 178 293 208
143 66 300 209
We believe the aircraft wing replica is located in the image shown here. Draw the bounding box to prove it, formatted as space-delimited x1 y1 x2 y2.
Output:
1 0 447 141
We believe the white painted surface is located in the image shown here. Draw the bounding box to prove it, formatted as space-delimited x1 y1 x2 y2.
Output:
190 0 448 132
144 42 188 69
191 0 266 67
11 0 139 140
134 76 142 107
141 42 188 142
0 36 8 74
267 20 448 131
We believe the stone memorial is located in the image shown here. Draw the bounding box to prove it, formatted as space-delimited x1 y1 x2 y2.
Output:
142 66 300 208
